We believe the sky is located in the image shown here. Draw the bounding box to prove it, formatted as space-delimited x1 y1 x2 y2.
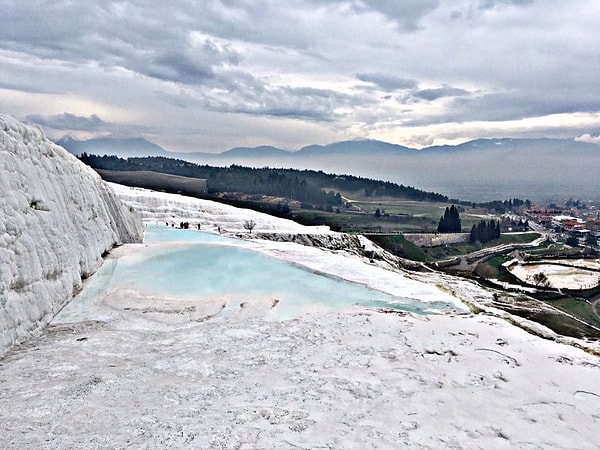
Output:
1 0 599 152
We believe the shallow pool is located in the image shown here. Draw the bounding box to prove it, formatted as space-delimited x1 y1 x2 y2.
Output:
59 226 453 322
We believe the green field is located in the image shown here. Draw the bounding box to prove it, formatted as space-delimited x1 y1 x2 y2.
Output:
548 297 600 329
365 234 431 262
304 191 510 234
473 255 512 280
339 192 508 230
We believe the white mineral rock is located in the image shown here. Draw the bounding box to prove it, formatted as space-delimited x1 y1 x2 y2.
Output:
0 114 143 356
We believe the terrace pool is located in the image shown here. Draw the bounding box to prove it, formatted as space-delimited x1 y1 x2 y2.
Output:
57 226 453 322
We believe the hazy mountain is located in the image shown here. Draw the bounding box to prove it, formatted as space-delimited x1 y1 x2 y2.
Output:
56 136 171 158
220 145 291 159
298 139 415 156
293 138 599 202
56 136 292 166
402 138 599 202
426 137 599 156
55 136 600 203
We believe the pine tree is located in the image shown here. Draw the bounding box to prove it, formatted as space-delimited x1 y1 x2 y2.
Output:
469 219 501 243
437 205 462 233
470 224 478 243
451 205 461 232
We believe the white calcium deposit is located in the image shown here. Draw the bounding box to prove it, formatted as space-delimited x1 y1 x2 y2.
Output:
0 115 143 357
111 182 333 234
1 129 600 448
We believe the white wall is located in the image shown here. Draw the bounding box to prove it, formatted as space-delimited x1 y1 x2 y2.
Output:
0 115 144 356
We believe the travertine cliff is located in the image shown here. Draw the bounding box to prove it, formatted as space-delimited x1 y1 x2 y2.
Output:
0 115 143 356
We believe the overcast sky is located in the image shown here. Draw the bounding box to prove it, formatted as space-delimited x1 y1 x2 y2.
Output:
1 0 599 152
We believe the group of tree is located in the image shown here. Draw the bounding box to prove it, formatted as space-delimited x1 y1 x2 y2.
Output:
501 217 529 232
565 198 586 210
585 234 598 247
472 198 531 214
437 205 462 233
374 208 387 218
565 236 580 247
469 219 501 244
77 154 449 207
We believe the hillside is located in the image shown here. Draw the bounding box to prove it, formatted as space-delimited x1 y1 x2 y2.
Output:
78 154 450 205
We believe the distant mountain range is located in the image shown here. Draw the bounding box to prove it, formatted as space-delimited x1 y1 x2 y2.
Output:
56 136 169 158
57 135 600 203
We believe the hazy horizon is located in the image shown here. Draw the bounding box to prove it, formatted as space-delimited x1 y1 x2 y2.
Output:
62 134 600 204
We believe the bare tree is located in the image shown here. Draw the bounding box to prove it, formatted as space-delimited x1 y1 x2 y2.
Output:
243 219 256 234
530 272 551 288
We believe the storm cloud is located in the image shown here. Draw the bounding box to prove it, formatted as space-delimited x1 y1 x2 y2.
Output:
25 113 108 132
0 0 598 151
413 87 470 101
356 74 418 92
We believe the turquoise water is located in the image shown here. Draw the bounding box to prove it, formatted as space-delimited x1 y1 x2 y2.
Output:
144 225 242 245
65 226 452 321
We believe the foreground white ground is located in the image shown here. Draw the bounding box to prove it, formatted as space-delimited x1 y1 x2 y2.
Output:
2 304 599 449
2 185 600 449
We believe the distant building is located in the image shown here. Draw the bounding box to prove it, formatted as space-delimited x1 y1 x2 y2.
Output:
551 215 584 232
500 215 529 232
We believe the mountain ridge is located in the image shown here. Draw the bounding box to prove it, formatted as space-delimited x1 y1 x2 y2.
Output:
56 135 600 202
56 135 599 158
56 135 170 157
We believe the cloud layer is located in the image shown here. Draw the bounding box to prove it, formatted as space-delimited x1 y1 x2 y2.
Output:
1 0 599 151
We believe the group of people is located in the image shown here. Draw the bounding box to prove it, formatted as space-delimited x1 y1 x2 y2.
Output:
164 221 222 234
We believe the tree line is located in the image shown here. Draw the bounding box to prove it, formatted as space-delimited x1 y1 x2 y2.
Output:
471 198 531 213
78 154 449 205
470 220 501 243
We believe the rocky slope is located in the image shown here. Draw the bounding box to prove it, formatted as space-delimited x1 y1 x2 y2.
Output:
0 115 143 357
